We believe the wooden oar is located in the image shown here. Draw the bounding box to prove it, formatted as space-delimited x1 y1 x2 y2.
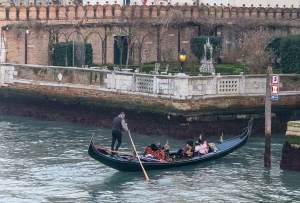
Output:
95 147 133 156
109 149 133 156
128 131 150 181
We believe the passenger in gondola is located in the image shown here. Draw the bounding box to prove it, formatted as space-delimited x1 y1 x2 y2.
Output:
175 139 194 159
197 134 209 155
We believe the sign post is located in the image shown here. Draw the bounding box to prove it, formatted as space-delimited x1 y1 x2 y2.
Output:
265 67 272 167
271 74 279 101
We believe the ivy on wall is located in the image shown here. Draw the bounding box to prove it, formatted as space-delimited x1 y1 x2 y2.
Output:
52 42 93 67
190 36 222 61
279 35 300 74
267 36 283 69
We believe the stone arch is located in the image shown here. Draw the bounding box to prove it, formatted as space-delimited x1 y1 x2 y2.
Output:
85 30 106 64
150 5 158 18
192 6 199 18
58 6 67 19
123 5 132 17
0 6 6 20
244 8 250 18
86 5 95 18
9 7 17 20
283 8 291 19
57 30 68 43
231 7 237 18
259 8 266 19
67 30 85 42
18 6 27 20
159 6 166 17
29 7 37 19
209 6 216 18
95 5 103 17
223 7 230 18
77 5 85 19
133 5 141 18
48 6 57 19
38 6 47 20
250 7 258 18
104 4 112 17
113 4 121 17
267 8 274 19
141 5 149 18
215 6 222 18
275 8 282 19
67 5 76 19
291 8 298 19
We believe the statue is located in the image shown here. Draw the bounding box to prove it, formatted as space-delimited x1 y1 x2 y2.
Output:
199 38 215 73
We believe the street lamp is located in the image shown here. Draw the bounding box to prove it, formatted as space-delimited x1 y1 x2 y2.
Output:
178 49 187 73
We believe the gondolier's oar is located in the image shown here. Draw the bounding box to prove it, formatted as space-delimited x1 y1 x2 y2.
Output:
128 131 150 181
96 147 133 156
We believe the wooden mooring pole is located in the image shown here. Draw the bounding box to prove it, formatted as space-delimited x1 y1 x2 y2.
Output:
264 66 272 167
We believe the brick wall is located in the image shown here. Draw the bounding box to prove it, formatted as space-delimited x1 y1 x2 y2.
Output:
0 5 300 65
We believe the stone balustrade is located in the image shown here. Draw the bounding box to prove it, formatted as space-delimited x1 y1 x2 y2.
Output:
0 5 299 22
1 63 300 100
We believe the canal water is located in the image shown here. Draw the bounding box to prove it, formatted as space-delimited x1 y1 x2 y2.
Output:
0 115 299 203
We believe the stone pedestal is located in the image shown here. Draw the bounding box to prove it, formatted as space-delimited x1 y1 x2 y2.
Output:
280 121 300 171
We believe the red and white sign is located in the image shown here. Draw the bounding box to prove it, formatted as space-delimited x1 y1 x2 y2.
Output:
272 74 279 84
271 85 279 94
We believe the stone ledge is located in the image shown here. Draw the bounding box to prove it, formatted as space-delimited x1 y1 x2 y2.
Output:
287 121 300 127
287 126 300 133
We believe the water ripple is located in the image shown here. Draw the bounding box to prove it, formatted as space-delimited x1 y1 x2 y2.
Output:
0 115 299 202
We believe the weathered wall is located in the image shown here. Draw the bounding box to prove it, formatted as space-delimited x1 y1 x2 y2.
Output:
0 84 299 138
0 64 300 137
1 5 300 65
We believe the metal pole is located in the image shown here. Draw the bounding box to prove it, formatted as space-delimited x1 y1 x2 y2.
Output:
180 62 184 73
264 66 272 167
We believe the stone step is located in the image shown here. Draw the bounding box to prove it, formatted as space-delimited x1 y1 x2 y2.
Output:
286 127 300 133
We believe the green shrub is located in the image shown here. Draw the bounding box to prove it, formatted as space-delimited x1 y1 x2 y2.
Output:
53 42 93 67
279 35 300 73
267 37 283 69
190 36 222 61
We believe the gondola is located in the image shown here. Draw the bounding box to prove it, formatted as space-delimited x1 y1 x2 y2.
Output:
88 118 253 172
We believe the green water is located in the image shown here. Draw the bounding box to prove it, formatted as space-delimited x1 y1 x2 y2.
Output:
0 115 299 202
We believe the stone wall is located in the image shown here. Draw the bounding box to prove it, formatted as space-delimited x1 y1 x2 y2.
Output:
0 64 300 137
0 5 300 65
1 63 300 109
280 121 300 171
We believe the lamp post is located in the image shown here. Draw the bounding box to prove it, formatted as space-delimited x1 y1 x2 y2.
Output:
178 49 187 73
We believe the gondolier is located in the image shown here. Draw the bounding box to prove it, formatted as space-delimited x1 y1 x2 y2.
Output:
111 112 130 151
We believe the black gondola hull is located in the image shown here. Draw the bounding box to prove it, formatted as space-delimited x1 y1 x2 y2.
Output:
88 118 253 172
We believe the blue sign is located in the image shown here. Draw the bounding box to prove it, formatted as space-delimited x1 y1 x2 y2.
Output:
271 94 279 100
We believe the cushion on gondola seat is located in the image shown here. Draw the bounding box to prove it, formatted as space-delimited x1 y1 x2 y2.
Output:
208 143 218 152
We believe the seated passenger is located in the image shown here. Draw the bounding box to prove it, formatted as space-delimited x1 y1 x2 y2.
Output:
197 134 209 155
143 142 165 161
175 139 193 158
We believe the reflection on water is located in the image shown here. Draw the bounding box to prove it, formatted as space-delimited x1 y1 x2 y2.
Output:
0 115 299 203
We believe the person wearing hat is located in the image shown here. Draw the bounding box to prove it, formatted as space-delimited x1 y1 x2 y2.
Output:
111 112 130 151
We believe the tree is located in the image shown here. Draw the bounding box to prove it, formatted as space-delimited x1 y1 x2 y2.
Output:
237 27 275 74
155 9 184 63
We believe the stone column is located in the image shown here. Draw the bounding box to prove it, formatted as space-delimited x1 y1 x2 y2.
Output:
153 75 157 94
172 73 189 99
280 121 300 171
